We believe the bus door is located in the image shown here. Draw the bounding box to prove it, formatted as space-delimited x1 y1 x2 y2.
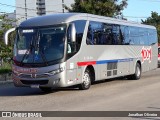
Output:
65 23 78 86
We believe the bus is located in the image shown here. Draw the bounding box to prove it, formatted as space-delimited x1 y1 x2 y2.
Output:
5 13 158 92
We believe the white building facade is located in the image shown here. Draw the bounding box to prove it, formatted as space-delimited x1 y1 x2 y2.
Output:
16 0 74 25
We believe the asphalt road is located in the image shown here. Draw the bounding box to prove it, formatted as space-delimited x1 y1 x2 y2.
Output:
0 68 160 120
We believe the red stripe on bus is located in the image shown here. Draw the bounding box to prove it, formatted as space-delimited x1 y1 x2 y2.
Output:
77 61 96 66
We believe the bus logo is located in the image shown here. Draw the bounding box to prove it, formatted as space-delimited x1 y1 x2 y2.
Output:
141 47 152 63
31 74 37 78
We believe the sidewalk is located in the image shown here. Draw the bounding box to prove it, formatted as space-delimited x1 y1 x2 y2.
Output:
0 73 13 85
0 80 13 85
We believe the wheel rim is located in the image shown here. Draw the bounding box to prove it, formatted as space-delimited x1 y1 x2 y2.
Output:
82 72 90 88
136 66 141 77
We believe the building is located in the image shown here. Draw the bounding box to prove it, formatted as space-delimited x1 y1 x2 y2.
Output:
16 0 74 25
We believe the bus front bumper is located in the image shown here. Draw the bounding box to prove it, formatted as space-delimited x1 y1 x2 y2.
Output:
12 71 67 88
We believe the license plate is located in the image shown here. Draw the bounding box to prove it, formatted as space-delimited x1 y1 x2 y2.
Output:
30 84 39 88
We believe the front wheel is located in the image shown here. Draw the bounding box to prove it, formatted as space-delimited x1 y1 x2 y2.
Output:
129 63 141 80
79 69 91 90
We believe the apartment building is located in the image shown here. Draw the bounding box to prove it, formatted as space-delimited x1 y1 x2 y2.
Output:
16 0 74 24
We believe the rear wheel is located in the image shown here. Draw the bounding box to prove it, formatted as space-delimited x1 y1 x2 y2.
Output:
129 63 141 80
40 87 52 92
79 69 91 90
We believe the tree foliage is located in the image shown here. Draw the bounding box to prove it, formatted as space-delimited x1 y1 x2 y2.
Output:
0 14 15 65
142 12 160 43
65 0 128 17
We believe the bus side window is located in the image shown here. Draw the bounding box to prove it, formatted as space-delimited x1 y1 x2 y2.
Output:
67 24 74 54
86 25 94 45
123 26 130 45
67 20 86 57
109 24 124 45
73 20 86 49
148 29 157 45
86 21 103 45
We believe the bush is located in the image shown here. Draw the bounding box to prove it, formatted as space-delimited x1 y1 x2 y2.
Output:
0 62 12 74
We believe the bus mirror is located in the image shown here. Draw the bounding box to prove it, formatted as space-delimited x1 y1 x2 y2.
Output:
71 23 76 42
4 28 16 45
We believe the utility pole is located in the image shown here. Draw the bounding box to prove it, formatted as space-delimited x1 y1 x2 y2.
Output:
62 0 64 13
25 0 27 20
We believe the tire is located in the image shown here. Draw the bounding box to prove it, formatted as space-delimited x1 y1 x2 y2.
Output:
129 63 141 80
40 87 52 92
79 69 91 90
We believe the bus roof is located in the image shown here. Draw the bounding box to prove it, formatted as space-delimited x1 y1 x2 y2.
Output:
19 13 156 29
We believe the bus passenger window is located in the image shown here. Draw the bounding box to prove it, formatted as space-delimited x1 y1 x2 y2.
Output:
86 21 103 45
86 29 94 45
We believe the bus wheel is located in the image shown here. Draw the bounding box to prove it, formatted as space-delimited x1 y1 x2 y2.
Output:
40 87 52 92
79 69 91 90
129 63 141 80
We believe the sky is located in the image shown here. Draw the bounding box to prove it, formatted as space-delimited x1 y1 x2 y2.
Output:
0 0 160 22
123 0 160 22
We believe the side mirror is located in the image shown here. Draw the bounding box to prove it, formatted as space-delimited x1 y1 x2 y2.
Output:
4 28 16 45
70 23 76 43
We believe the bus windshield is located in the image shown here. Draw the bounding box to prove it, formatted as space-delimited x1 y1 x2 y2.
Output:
14 25 66 66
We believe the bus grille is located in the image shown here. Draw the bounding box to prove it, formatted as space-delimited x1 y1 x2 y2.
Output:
20 80 49 85
113 70 117 75
107 63 117 70
107 71 112 76
19 74 49 78
107 63 118 76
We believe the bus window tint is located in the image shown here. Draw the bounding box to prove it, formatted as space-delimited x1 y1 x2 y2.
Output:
86 21 103 45
123 26 130 45
86 21 157 46
73 20 86 45
148 30 157 45
112 24 123 45
67 20 86 58
129 27 139 45
86 22 124 45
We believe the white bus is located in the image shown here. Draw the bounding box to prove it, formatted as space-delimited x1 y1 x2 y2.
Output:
5 13 158 92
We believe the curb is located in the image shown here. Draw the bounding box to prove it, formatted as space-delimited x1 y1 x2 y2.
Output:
0 80 13 86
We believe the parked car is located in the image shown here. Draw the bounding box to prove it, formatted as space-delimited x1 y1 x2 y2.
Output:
158 47 160 67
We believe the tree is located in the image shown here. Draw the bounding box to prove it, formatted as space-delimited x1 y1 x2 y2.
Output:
142 11 160 43
0 14 16 67
65 0 128 17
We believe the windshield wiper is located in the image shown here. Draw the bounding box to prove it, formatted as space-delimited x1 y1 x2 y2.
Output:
35 31 48 66
20 40 34 66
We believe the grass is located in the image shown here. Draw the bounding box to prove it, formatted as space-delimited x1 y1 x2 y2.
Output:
0 62 12 74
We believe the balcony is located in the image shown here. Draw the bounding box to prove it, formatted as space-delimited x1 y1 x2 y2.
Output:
36 5 45 9
37 9 46 15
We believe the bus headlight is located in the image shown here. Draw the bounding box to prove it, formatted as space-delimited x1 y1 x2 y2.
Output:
48 67 65 75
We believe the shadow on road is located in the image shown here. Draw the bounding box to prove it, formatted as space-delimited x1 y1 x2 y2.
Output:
0 84 81 96
92 76 129 86
0 77 130 96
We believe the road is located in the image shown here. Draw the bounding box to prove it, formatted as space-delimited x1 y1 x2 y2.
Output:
0 68 160 120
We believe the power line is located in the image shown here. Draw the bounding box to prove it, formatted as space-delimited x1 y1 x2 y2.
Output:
0 3 36 11
0 2 155 19
0 2 62 13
